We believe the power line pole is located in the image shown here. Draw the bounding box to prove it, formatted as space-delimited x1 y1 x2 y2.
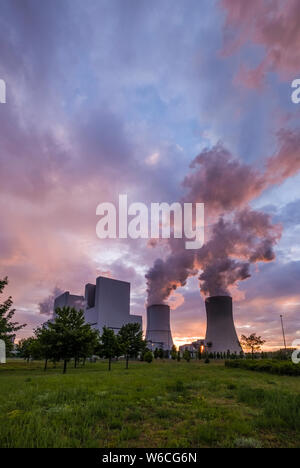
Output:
280 315 287 351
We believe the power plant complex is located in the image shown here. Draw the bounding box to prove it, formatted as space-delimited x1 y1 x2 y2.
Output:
54 277 241 354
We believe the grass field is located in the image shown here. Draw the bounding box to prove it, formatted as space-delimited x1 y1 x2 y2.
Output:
0 359 299 448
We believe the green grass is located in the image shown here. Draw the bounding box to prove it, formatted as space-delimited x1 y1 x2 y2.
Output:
0 359 299 448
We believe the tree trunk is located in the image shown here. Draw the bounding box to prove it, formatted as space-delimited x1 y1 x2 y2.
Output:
44 359 48 371
126 354 129 369
63 360 67 374
74 358 77 369
109 356 111 371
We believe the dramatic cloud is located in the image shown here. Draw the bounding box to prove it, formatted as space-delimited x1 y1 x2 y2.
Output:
266 129 300 185
221 0 300 85
182 142 265 212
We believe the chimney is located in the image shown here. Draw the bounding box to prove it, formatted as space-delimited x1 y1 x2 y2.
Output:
205 296 241 354
146 304 174 351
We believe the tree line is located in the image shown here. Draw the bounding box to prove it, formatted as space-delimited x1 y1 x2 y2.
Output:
17 306 150 373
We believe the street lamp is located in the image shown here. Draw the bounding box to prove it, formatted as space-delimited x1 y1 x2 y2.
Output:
280 315 287 351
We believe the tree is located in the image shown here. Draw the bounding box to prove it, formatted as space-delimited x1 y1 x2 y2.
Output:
73 322 99 368
144 351 153 363
140 344 152 361
139 340 149 361
183 349 191 362
16 337 42 362
171 345 177 360
177 350 181 361
34 323 62 370
158 348 164 359
154 348 159 359
99 327 120 370
0 277 26 353
240 333 266 359
46 307 99 374
118 322 145 369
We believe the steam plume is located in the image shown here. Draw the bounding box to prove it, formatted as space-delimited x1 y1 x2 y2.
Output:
146 130 299 305
39 286 63 316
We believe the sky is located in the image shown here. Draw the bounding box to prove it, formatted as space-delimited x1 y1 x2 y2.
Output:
0 0 300 350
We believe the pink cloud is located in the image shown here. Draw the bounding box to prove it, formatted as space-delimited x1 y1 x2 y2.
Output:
221 0 300 85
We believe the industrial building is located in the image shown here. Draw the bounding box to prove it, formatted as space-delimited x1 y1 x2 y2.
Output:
179 339 205 358
145 304 174 351
54 276 142 334
54 291 84 312
205 296 241 354
179 296 241 356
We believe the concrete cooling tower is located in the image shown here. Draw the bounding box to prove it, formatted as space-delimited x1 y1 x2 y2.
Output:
146 304 174 351
205 296 242 354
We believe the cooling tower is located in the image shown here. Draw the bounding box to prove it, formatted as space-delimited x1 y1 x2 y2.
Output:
146 304 174 351
205 296 241 354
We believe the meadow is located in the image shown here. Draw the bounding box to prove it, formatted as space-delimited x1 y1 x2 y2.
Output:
0 359 299 448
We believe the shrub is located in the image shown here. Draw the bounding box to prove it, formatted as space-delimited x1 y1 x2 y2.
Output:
144 351 153 363
225 359 300 376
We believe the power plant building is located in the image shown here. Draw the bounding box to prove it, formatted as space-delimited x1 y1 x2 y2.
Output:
205 296 241 354
179 296 241 355
146 304 174 351
54 276 142 334
84 276 142 332
54 291 84 312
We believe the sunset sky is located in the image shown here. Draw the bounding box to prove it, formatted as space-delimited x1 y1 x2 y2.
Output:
0 0 300 350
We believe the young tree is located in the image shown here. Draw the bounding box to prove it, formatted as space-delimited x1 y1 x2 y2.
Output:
99 327 120 370
46 307 99 374
158 348 164 359
35 322 63 370
144 351 153 363
118 322 145 369
183 349 191 362
154 348 159 359
139 340 149 361
73 324 99 368
240 333 266 359
177 350 181 361
171 345 177 360
17 337 42 362
0 277 26 353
